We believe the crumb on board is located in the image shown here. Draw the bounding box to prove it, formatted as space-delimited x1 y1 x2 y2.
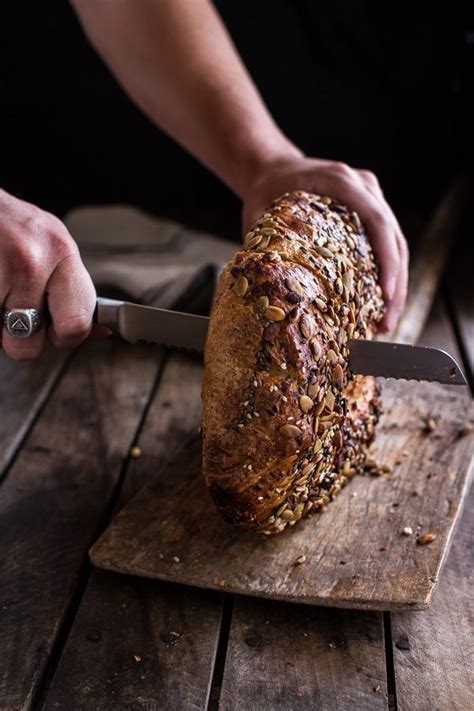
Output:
294 555 307 565
422 417 437 433
417 532 437 545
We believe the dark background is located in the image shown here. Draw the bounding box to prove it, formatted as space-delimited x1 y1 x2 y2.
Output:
0 1 472 238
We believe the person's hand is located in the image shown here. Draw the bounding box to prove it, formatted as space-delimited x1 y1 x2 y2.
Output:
0 189 97 360
242 156 408 332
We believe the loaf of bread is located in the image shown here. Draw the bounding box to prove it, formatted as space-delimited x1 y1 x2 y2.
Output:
202 191 384 534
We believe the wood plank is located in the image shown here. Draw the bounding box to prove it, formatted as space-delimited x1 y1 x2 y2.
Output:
43 570 222 711
44 352 224 710
0 338 161 711
0 347 68 479
390 294 474 711
90 372 473 611
219 597 387 711
391 485 474 711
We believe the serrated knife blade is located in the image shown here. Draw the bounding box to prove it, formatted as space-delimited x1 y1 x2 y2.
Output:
95 297 467 386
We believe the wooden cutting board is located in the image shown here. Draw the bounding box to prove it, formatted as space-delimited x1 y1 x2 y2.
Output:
90 378 473 611
91 180 472 611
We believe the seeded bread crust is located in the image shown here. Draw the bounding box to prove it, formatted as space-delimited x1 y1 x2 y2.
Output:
202 191 384 534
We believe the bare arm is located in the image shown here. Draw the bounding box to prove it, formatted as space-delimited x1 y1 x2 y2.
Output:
71 0 300 197
71 0 408 331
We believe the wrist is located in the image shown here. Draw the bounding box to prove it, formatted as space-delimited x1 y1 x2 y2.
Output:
225 130 303 200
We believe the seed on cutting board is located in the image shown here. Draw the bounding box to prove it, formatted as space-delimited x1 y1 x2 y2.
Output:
417 533 437 545
234 275 248 296
402 526 413 536
422 417 437 433
265 305 286 321
294 554 306 565
300 314 315 338
299 395 314 413
130 446 142 458
254 295 269 314
280 424 303 438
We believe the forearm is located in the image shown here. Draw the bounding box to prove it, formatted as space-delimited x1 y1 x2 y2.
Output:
71 0 301 197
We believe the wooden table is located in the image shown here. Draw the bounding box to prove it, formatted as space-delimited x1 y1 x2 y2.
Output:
1 202 472 711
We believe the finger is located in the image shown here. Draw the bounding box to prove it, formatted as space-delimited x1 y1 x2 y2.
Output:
89 324 113 339
310 170 402 305
381 232 409 332
355 172 409 330
2 276 47 361
47 251 96 349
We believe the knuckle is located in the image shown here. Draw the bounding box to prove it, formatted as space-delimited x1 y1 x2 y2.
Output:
330 161 355 180
358 169 379 184
9 242 44 277
50 224 77 258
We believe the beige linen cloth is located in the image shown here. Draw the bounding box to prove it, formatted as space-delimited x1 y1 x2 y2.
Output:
65 205 237 312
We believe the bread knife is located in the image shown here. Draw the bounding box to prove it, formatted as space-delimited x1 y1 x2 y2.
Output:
95 297 467 386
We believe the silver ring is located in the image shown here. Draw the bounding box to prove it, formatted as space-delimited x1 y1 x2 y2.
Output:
3 308 44 339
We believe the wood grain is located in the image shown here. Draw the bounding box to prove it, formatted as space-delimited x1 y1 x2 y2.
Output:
391 485 474 711
90 375 473 611
44 352 224 710
0 346 68 480
219 597 387 710
0 339 161 711
42 570 223 711
389 290 474 711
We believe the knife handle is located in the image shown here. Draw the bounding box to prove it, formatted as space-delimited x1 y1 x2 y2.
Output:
93 297 125 332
